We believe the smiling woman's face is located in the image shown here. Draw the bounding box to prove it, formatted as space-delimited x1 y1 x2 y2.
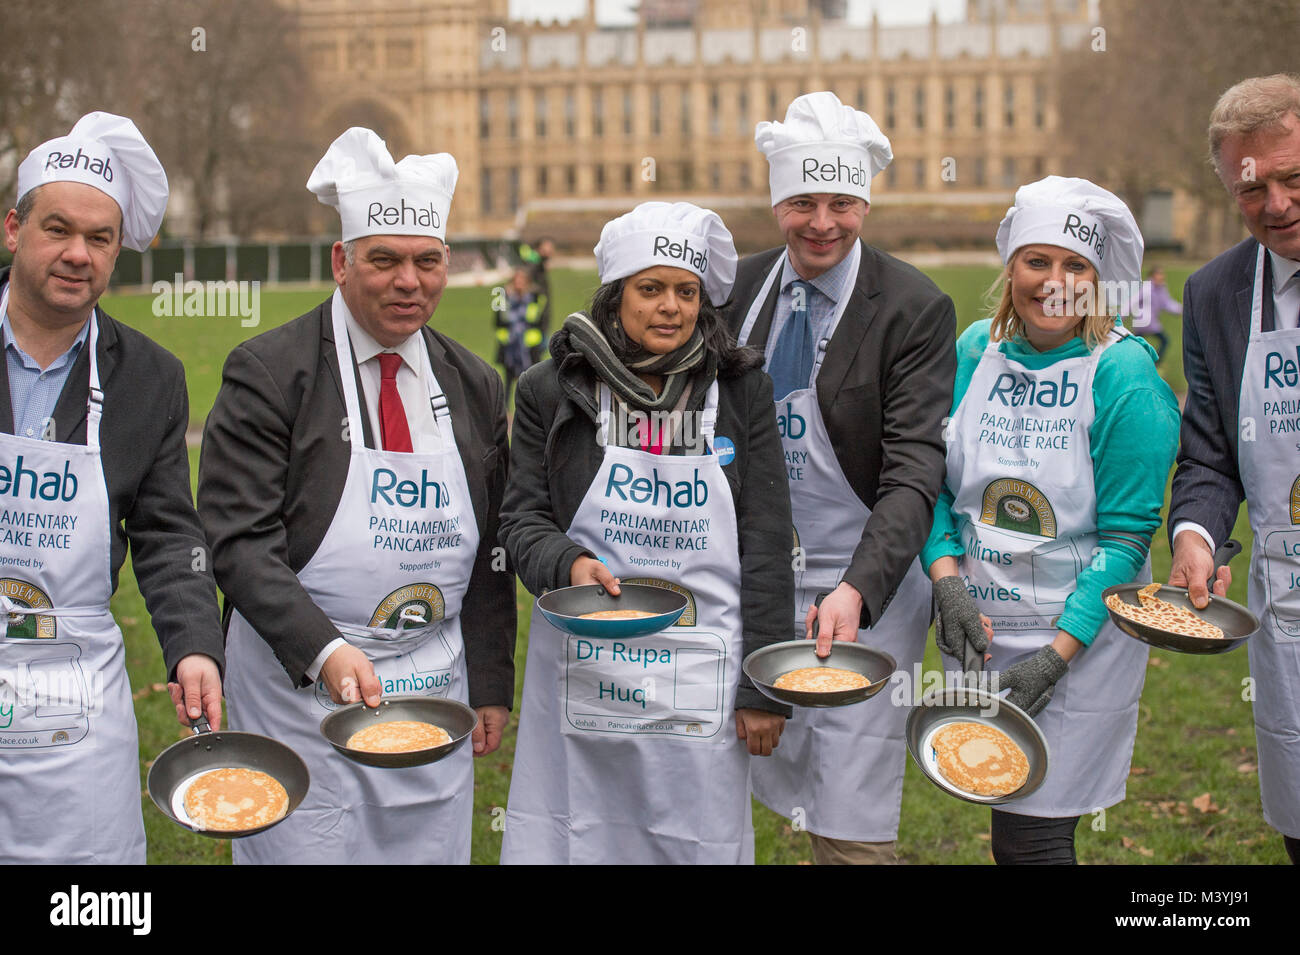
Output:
618 265 701 354
1009 244 1097 351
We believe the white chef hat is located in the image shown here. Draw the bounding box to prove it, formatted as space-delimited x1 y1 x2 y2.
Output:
755 91 892 206
307 127 458 243
594 201 738 305
996 176 1144 288
16 111 168 252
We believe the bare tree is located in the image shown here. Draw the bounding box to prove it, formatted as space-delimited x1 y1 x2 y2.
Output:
1056 0 1300 222
1 0 315 239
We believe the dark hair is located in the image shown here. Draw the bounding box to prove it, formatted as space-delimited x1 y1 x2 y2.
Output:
14 189 37 224
585 277 762 378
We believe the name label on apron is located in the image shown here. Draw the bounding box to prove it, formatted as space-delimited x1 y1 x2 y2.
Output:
563 629 727 738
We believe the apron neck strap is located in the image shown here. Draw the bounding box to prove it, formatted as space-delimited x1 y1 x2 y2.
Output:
330 288 452 452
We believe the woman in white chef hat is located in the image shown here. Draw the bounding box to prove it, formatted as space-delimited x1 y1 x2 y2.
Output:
920 176 1180 863
498 201 794 864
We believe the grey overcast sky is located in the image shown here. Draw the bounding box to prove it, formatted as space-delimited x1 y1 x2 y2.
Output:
509 1 969 26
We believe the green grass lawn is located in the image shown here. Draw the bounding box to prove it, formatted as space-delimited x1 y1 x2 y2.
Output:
106 261 1285 864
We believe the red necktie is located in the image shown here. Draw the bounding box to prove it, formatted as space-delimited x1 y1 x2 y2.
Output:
377 353 413 452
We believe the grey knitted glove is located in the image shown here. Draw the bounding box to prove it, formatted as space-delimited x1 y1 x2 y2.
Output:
1000 646 1068 716
933 576 990 665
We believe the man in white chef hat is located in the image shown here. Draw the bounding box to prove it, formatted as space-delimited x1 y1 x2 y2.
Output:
725 91 957 864
1 111 225 863
199 127 515 864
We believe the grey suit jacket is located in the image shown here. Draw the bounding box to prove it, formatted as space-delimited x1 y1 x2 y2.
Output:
1168 237 1277 547
197 296 515 707
0 268 224 679
723 240 957 627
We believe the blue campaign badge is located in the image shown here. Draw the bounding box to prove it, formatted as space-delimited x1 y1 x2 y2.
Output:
712 436 736 465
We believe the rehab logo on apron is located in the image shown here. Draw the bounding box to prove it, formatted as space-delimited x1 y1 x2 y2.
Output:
0 579 56 638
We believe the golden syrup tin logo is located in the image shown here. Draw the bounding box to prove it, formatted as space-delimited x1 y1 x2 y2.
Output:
621 577 696 626
979 478 1057 539
0 579 56 639
370 584 445 629
1290 475 1300 526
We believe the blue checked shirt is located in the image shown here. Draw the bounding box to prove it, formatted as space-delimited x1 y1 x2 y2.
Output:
3 313 91 441
763 250 859 391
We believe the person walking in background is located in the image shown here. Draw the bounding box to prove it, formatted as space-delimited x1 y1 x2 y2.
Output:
1134 265 1181 363
495 265 545 403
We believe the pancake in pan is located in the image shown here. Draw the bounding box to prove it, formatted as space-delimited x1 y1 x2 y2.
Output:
932 721 1029 797
184 767 289 832
773 666 870 693
1104 583 1225 639
579 609 658 620
346 720 451 753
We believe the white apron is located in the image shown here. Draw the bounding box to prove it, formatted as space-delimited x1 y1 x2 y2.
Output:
738 249 932 842
502 381 753 864
0 296 143 863
1239 245 1300 838
946 326 1149 817
225 289 480 864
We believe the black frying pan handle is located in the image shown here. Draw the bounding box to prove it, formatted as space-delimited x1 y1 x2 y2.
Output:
1211 540 1240 577
187 714 213 737
810 591 830 642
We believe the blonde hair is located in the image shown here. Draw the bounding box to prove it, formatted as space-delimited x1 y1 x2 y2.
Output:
1208 73 1300 176
987 249 1114 349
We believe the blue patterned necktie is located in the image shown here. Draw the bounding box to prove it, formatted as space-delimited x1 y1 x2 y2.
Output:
769 279 815 400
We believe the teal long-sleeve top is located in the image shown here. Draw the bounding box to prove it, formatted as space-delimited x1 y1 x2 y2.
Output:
920 319 1180 645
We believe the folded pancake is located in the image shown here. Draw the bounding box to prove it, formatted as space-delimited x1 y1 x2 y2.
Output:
932 721 1029 797
773 666 869 692
1104 584 1225 639
184 767 289 832
579 609 658 619
346 720 451 753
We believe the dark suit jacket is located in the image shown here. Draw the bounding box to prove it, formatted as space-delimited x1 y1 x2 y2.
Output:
723 240 957 627
197 296 516 708
0 268 224 679
1168 238 1276 546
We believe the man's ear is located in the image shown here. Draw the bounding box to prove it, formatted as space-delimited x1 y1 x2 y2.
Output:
330 241 348 285
3 208 20 255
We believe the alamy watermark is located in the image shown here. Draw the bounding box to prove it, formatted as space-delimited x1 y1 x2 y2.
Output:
151 273 260 327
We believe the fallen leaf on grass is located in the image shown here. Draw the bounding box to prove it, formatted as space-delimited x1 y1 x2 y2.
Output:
797 860 812 866
1192 792 1220 814
976 832 991 841
1129 766 1149 776
1204 825 1216 838
1121 836 1155 857
131 682 168 700
1237 762 1257 774
1147 656 1168 668
1226 728 1237 736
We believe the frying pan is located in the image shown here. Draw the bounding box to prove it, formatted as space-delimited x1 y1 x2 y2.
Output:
742 592 897 707
536 583 688 638
1102 541 1260 654
743 639 896 708
147 715 310 838
905 686 1051 805
319 695 477 769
